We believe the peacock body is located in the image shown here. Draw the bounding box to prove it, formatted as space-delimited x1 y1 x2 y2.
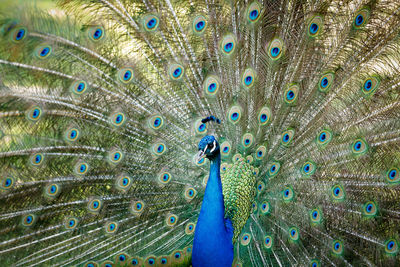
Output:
0 0 400 266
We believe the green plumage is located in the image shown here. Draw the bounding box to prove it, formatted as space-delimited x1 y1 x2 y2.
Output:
222 155 256 241
0 0 400 266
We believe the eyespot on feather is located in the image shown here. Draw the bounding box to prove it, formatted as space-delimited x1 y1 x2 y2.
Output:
284 84 299 105
228 106 242 124
166 214 178 227
268 162 281 177
30 153 44 166
282 185 294 202
118 67 134 83
331 184 345 201
74 161 89 176
184 187 197 201
169 63 185 81
21 214 36 227
64 216 79 230
26 106 43 122
258 107 271 125
316 129 333 146
351 138 368 155
35 44 52 59
87 198 103 213
44 183 61 198
143 14 159 32
242 68 256 89
104 221 118 234
386 167 400 184
11 27 27 42
220 34 237 56
308 15 323 37
353 8 370 29
192 15 207 34
318 72 334 92
246 2 262 23
1 176 15 190
267 38 283 60
361 76 380 97
131 200 145 216
88 26 105 41
332 240 344 255
264 235 273 249
281 129 295 147
240 233 251 246
149 115 164 130
203 75 221 96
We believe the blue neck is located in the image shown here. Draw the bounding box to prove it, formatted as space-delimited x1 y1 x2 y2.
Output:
192 152 234 267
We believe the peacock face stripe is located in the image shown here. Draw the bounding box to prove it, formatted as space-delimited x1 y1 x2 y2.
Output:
2 1 400 266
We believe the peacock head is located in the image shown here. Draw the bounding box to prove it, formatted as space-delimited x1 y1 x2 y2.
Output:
197 135 220 162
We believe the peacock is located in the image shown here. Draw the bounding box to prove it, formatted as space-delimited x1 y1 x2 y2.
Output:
1 0 400 266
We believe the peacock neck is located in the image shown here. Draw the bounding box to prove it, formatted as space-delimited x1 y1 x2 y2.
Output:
202 152 225 224
193 150 233 267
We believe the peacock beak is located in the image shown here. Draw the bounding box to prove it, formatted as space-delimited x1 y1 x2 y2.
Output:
196 147 208 162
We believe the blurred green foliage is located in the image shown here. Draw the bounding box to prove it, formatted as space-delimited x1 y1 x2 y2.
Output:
0 0 55 10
